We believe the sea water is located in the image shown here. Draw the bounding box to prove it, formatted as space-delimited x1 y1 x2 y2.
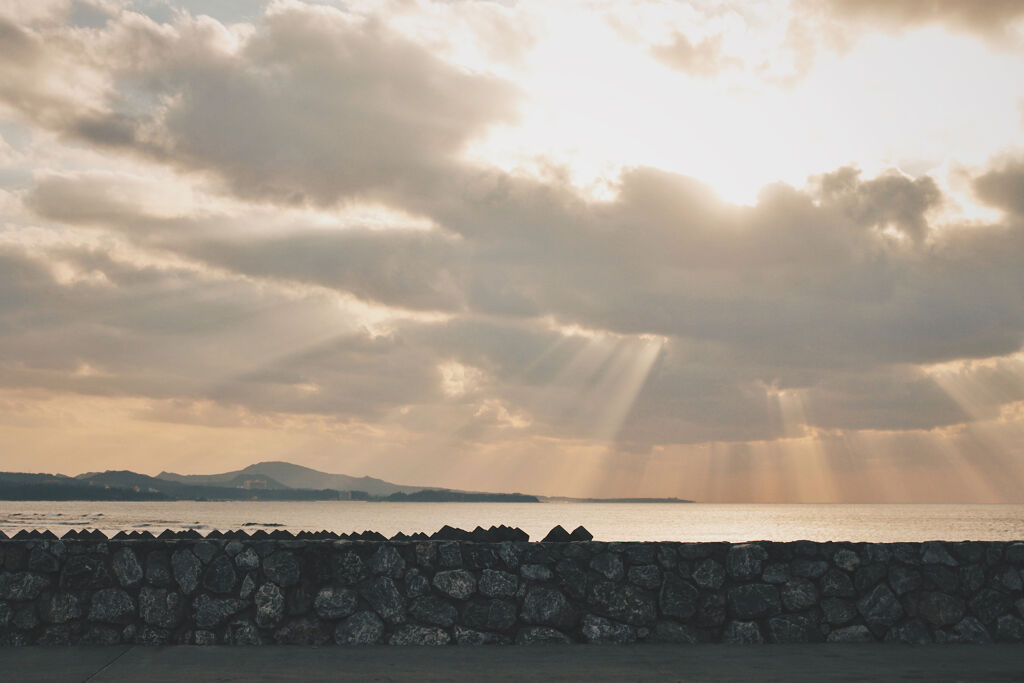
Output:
2 501 1023 542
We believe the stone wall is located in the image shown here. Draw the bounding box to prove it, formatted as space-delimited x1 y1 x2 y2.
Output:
2 537 1024 645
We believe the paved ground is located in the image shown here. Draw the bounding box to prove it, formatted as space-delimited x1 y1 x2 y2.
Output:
2 645 1023 682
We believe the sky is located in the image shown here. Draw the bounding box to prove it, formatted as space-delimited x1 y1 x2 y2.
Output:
1 0 1024 501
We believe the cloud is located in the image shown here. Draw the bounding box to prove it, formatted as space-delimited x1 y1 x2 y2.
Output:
818 0 1024 40
973 157 1024 216
651 33 739 77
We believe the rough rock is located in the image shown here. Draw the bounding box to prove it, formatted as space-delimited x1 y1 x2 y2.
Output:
821 597 856 625
522 586 576 629
44 593 81 624
255 582 285 627
361 576 406 623
581 614 637 643
728 584 781 620
389 624 451 645
478 569 517 598
781 579 818 612
767 614 817 643
111 548 143 587
692 559 726 589
650 620 699 643
996 615 1024 642
918 592 965 627
171 549 201 595
313 586 357 620
515 626 571 644
193 595 246 629
590 553 624 581
659 574 698 619
857 584 903 629
88 588 134 624
588 581 656 626
827 625 874 642
334 611 384 645
820 568 855 597
463 599 517 632
727 544 767 580
274 617 329 645
885 619 931 644
0 572 49 601
723 620 764 644
145 552 172 587
369 545 405 578
139 587 183 628
263 551 300 587
628 565 662 590
954 616 992 644
520 564 553 581
202 555 236 594
433 569 476 600
410 596 457 627
234 547 260 570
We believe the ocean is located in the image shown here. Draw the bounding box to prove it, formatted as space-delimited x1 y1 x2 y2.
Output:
2 501 1024 542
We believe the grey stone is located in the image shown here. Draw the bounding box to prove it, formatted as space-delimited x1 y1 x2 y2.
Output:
922 542 958 566
581 614 637 643
589 553 624 581
497 542 522 570
111 548 144 589
0 601 10 628
134 626 170 645
263 551 300 587
781 578 818 612
414 543 438 569
954 616 992 644
696 593 726 628
0 572 49 600
389 624 450 645
190 542 217 564
88 588 134 623
239 573 256 599
463 599 517 632
589 581 656 626
433 569 476 599
727 543 767 580
821 597 856 625
853 563 887 592
202 555 236 594
81 625 122 645
970 588 1011 624
332 550 365 585
650 620 699 643
723 620 764 644
993 566 1022 592
960 564 985 593
224 540 244 557
454 626 511 645
767 614 816 643
791 558 828 579
410 595 457 627
857 584 903 629
888 565 922 595
520 564 553 581
255 582 285 627
404 568 430 598
27 548 59 574
12 604 39 630
628 565 662 590
832 550 860 571
314 586 357 620
523 586 576 629
139 587 183 628
515 626 571 645
226 620 262 645
885 619 931 644
44 593 80 624
820 568 855 597
335 611 384 645
762 563 790 584
234 547 260 570
996 615 1024 642
274 617 330 645
193 594 246 629
479 569 517 598
918 592 965 627
361 576 406 623
827 625 874 643
193 630 217 645
728 583 781 619
369 545 405 578
693 559 726 589
438 542 462 568
659 574 698 619
171 549 201 595
1005 542 1024 564
145 551 172 587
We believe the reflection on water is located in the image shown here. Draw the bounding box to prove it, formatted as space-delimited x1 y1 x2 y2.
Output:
2 502 1023 542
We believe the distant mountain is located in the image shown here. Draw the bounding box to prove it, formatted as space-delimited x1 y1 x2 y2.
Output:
158 461 425 497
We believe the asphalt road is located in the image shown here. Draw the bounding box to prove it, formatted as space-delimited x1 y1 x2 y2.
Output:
2 644 1023 682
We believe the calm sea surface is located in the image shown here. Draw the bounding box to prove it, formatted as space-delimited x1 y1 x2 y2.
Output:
2 502 1023 542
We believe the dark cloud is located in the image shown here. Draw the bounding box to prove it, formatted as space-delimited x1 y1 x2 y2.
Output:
973 158 1024 215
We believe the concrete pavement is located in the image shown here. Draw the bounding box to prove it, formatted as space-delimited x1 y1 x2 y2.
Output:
2 645 1023 682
